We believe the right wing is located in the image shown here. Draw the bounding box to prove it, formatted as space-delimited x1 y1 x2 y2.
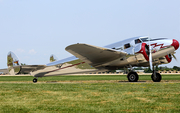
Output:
66 43 127 67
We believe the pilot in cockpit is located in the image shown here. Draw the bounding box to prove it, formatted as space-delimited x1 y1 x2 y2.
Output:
135 39 141 44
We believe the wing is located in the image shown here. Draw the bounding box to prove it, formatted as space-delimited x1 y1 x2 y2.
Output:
65 43 127 67
46 56 78 66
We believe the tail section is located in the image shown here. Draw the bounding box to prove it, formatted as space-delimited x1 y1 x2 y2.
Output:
7 51 21 75
50 54 58 62
7 51 20 67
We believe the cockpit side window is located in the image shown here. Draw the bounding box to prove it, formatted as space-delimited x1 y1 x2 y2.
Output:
124 43 130 49
135 39 142 44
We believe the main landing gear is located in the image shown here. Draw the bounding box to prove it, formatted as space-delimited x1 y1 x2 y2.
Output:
127 71 139 82
127 71 162 82
33 78 38 83
151 71 162 82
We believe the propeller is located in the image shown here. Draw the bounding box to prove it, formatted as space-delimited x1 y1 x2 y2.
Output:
148 38 153 70
172 54 178 61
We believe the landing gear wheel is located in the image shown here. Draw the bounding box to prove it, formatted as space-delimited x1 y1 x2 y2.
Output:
33 78 37 83
127 72 139 82
151 73 161 82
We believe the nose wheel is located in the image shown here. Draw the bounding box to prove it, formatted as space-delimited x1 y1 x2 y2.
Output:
33 78 38 83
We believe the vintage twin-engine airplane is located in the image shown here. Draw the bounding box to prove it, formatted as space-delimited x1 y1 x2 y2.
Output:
7 36 179 83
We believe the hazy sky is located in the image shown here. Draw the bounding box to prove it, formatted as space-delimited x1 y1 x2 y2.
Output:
0 0 180 68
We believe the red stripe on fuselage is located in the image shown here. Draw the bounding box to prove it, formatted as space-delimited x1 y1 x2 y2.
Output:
150 43 169 49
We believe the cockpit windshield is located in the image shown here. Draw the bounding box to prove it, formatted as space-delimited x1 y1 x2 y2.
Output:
140 38 149 42
140 37 167 42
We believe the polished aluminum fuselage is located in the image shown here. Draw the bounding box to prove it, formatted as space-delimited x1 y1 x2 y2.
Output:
7 36 178 77
31 36 177 77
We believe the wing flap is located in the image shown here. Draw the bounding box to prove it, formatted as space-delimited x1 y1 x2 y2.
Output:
66 43 127 67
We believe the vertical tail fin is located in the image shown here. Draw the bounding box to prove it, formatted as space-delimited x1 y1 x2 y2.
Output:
7 51 21 75
7 51 20 67
50 54 58 62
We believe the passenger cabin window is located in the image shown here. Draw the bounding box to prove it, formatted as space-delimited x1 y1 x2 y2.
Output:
116 47 123 50
135 39 142 44
112 47 123 50
124 43 130 49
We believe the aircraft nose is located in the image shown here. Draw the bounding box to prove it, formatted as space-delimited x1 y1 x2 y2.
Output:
171 39 179 50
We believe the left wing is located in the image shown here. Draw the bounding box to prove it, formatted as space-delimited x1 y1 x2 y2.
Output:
66 43 127 67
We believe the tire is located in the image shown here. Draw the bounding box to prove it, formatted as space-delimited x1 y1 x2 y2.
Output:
151 73 162 82
33 78 37 83
127 72 139 82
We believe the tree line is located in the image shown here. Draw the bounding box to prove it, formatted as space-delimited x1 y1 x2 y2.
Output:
134 66 180 73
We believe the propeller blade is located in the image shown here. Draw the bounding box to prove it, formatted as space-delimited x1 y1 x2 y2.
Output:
149 48 153 70
172 54 178 61
148 38 153 70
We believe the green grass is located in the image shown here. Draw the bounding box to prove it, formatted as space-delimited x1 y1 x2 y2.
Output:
0 75 180 112
0 74 180 82
0 83 180 112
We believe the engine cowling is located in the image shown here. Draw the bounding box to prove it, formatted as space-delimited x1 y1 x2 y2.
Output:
138 43 150 61
165 54 172 63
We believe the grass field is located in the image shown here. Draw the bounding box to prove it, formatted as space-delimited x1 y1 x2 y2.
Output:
0 75 180 112
0 74 180 82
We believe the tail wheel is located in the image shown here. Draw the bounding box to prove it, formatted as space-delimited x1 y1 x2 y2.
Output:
33 78 37 83
127 72 139 82
151 73 162 82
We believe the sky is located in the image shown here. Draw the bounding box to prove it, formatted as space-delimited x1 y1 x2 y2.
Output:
0 0 180 68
